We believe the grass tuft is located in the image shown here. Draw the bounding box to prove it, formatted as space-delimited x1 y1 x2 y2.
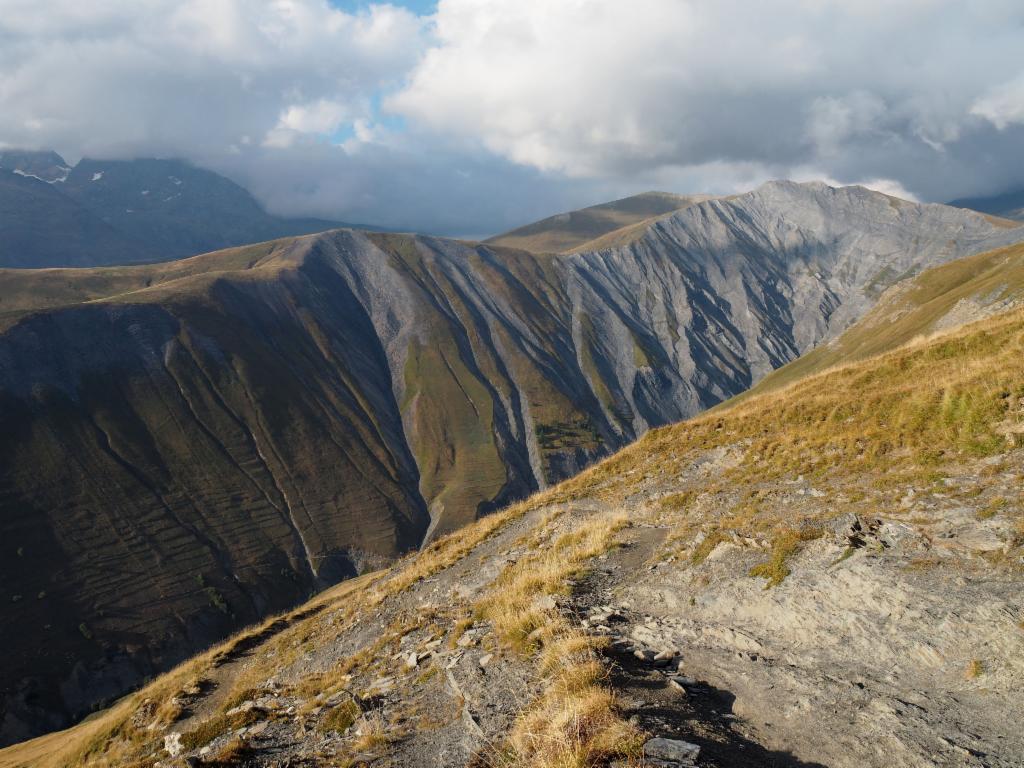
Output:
477 517 644 768
749 526 824 588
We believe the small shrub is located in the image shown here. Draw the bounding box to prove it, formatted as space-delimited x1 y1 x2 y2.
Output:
415 665 440 685
976 496 1008 520
180 709 261 751
319 698 361 734
448 616 474 649
351 710 390 752
829 546 857 568
691 529 728 565
203 736 249 766
205 587 229 614
659 490 695 513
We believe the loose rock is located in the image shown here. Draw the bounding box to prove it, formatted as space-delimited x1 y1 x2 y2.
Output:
644 736 701 765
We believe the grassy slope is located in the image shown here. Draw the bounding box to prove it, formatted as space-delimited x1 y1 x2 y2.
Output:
8 247 1024 767
366 232 607 531
0 237 307 329
484 192 712 254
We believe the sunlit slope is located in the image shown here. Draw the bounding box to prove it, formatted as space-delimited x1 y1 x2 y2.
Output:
485 191 713 253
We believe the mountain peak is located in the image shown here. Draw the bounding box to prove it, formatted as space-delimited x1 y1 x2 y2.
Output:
0 149 72 183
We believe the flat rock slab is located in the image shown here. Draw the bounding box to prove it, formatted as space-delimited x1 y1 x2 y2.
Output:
644 736 701 765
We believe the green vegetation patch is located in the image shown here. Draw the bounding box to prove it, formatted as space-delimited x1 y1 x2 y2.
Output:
749 526 825 588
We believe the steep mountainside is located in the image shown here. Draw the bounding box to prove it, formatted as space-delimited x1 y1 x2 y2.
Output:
1 181 1022 745
950 187 1024 222
485 191 715 253
0 152 354 268
741 240 1024 400
6 253 1022 768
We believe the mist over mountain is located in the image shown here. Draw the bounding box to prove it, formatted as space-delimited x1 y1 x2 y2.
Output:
950 187 1024 222
0 151 364 268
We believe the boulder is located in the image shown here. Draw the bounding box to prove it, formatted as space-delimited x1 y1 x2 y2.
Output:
644 737 701 765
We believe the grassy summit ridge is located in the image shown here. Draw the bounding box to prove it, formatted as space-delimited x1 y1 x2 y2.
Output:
485 191 714 253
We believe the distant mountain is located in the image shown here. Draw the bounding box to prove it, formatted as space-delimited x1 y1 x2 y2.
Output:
949 187 1024 222
0 170 152 267
0 151 364 268
2 180 1023 744
0 149 72 183
485 190 715 253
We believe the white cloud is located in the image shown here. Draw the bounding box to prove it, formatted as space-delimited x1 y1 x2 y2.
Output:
971 74 1024 130
789 168 921 202
390 0 1024 197
0 0 1023 232
264 99 352 147
0 0 426 161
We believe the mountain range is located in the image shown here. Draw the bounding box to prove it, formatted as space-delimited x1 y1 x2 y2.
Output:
0 180 1022 746
0 150 359 268
3 220 1023 768
949 187 1024 222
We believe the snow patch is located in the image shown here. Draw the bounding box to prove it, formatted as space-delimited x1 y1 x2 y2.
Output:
169 176 182 185
11 166 70 183
91 171 104 181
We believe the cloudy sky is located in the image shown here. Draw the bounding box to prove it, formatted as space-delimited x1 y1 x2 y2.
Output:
1 0 1023 235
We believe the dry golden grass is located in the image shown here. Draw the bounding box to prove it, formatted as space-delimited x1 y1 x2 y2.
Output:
477 516 644 768
558 307 1024 559
350 710 390 752
738 241 1024 402
318 699 362 735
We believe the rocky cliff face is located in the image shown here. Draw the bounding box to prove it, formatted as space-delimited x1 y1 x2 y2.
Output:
0 181 1021 744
